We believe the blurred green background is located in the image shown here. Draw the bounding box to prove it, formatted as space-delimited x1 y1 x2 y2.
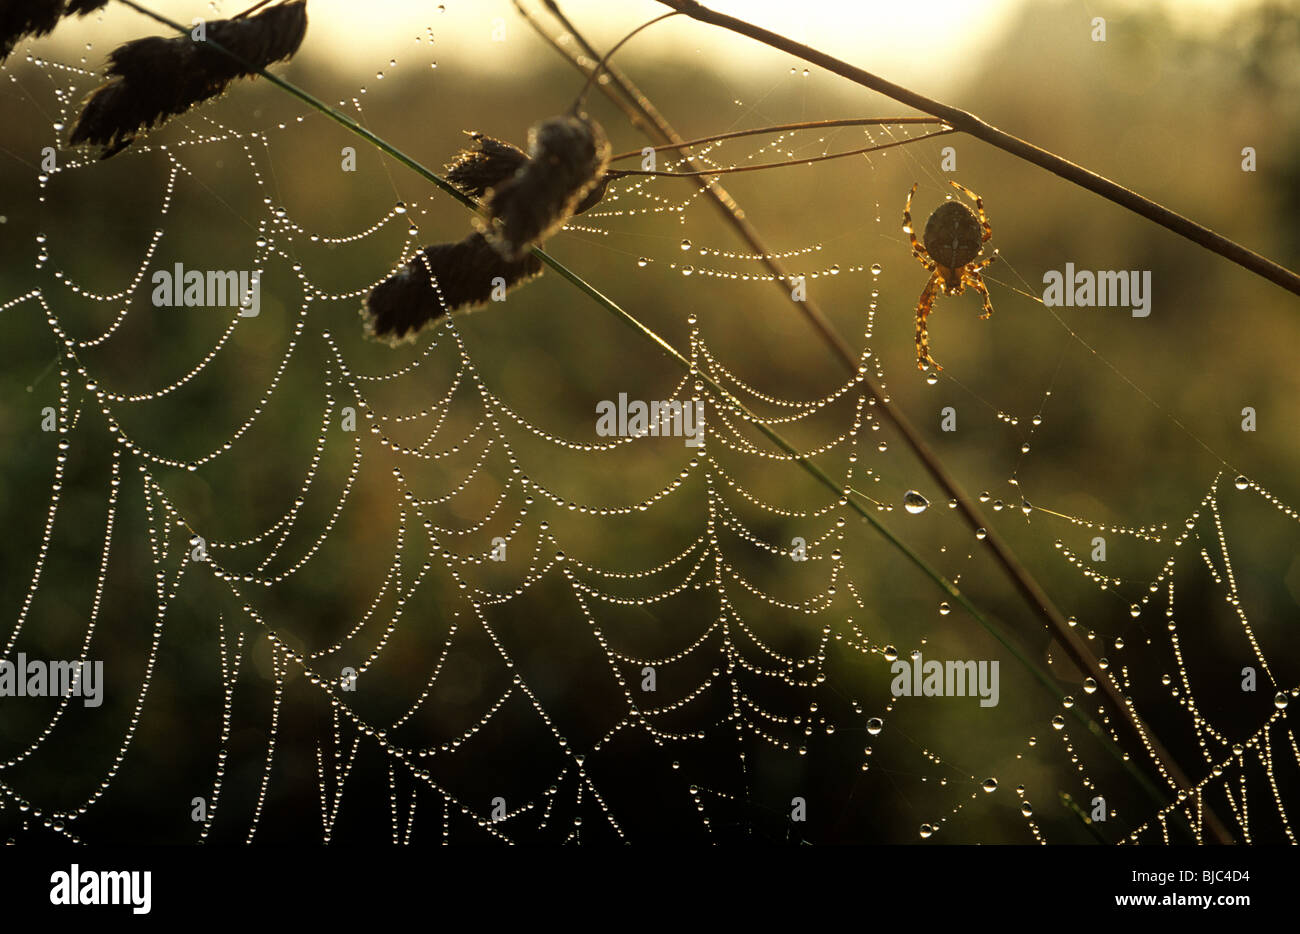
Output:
0 0 1297 843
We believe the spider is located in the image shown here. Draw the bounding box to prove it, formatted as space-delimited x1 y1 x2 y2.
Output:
903 181 999 371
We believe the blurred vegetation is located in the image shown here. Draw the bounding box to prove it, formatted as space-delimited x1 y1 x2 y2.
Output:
0 0 1296 843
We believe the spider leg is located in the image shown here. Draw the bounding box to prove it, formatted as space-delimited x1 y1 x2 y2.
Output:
949 180 993 243
966 268 996 320
915 271 942 370
904 183 933 268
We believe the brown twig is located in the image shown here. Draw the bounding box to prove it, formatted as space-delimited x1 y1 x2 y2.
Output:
529 0 1235 844
609 116 943 161
606 127 954 178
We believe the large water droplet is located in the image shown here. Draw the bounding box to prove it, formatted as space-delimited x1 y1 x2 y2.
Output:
882 645 898 661
680 238 692 251
938 602 951 616
919 823 934 838
866 717 883 736
982 778 998 792
903 491 929 514
1051 715 1065 730
1276 692 1290 710
1234 475 1249 490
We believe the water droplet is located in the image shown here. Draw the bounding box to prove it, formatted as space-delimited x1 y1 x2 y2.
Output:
870 263 882 276
938 602 951 616
882 645 898 661
1234 475 1249 490
1051 715 1065 730
394 201 407 214
680 238 692 251
1021 443 1031 454
1129 603 1141 618
866 717 883 736
1021 802 1034 817
974 528 987 541
1275 692 1289 710
919 823 934 838
637 257 648 267
903 490 929 514
982 778 998 792
1083 677 1097 694
925 373 938 385
681 265 694 276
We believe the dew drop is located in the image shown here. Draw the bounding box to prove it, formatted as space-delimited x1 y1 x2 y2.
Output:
1129 603 1141 618
1051 715 1065 730
982 778 998 792
1083 677 1097 694
680 238 692 251
919 823 934 838
1276 692 1290 710
903 490 929 514
974 528 987 541
637 257 648 267
870 263 882 276
1021 802 1034 817
1234 475 1249 490
866 717 883 736
882 645 898 661
938 602 950 615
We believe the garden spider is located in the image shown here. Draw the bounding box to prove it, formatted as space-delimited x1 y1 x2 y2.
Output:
903 181 999 370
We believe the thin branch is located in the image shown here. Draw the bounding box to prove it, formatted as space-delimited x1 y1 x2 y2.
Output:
654 0 1300 299
606 128 954 178
608 116 943 161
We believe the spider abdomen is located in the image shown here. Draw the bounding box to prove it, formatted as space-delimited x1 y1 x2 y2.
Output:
923 201 983 270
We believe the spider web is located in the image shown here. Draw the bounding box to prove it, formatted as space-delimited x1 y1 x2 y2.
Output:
0 2 1297 846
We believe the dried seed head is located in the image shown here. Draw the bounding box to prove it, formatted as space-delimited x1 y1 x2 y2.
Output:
479 113 611 260
363 232 543 343
68 0 308 158
445 132 529 200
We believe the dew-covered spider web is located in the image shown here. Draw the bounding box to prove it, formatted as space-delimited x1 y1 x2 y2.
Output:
1 1 1297 845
